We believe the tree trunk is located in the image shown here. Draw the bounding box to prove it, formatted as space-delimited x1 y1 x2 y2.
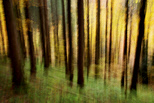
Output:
141 37 148 84
77 0 85 88
141 13 151 84
62 0 69 77
130 0 147 92
25 0 36 76
14 2 26 59
104 0 108 83
44 0 51 68
109 0 113 80
95 0 101 79
3 0 26 88
38 0 46 64
68 0 73 85
87 0 91 79
121 0 128 89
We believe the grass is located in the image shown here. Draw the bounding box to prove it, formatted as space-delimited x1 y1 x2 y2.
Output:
0 60 154 103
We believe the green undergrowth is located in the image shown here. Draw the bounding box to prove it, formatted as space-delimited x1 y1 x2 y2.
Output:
0 61 154 103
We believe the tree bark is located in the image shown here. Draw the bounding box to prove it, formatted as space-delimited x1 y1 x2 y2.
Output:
62 0 69 77
68 0 74 85
3 0 26 88
14 2 26 59
38 0 46 63
95 0 101 80
104 0 108 83
44 0 51 68
77 0 85 88
130 0 147 92
87 0 91 79
109 0 113 80
25 0 36 76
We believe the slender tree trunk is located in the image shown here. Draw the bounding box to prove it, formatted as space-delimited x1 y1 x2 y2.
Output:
25 0 36 76
121 0 128 88
109 0 113 80
38 0 46 65
141 37 148 84
104 0 108 83
141 13 151 84
95 0 101 80
77 0 85 88
44 0 51 68
62 0 69 77
14 2 26 59
130 0 147 92
3 0 26 88
68 0 73 85
87 0 91 79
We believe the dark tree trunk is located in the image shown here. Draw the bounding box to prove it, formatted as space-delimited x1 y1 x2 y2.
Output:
87 0 91 79
14 2 26 59
68 0 73 85
130 0 147 92
141 13 151 84
104 0 108 83
109 0 113 80
38 0 46 63
25 0 36 76
77 0 85 88
152 52 154 66
95 0 101 80
62 0 69 77
121 0 128 88
141 37 148 84
121 0 128 97
44 0 51 68
3 0 26 88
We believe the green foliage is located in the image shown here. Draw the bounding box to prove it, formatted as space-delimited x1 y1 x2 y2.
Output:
0 61 154 103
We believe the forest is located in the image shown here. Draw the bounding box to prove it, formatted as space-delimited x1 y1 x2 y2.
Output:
0 0 154 102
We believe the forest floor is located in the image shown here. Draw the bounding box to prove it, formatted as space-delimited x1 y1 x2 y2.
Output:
0 60 154 103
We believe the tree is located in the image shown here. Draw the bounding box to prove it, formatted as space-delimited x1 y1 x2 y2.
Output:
95 0 101 79
62 0 69 77
141 35 148 84
38 0 50 68
38 0 46 64
130 0 147 92
68 0 74 85
3 0 26 88
87 0 91 79
121 0 129 97
77 0 85 88
104 0 108 83
14 1 26 59
108 0 113 80
25 0 36 76
44 0 51 68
